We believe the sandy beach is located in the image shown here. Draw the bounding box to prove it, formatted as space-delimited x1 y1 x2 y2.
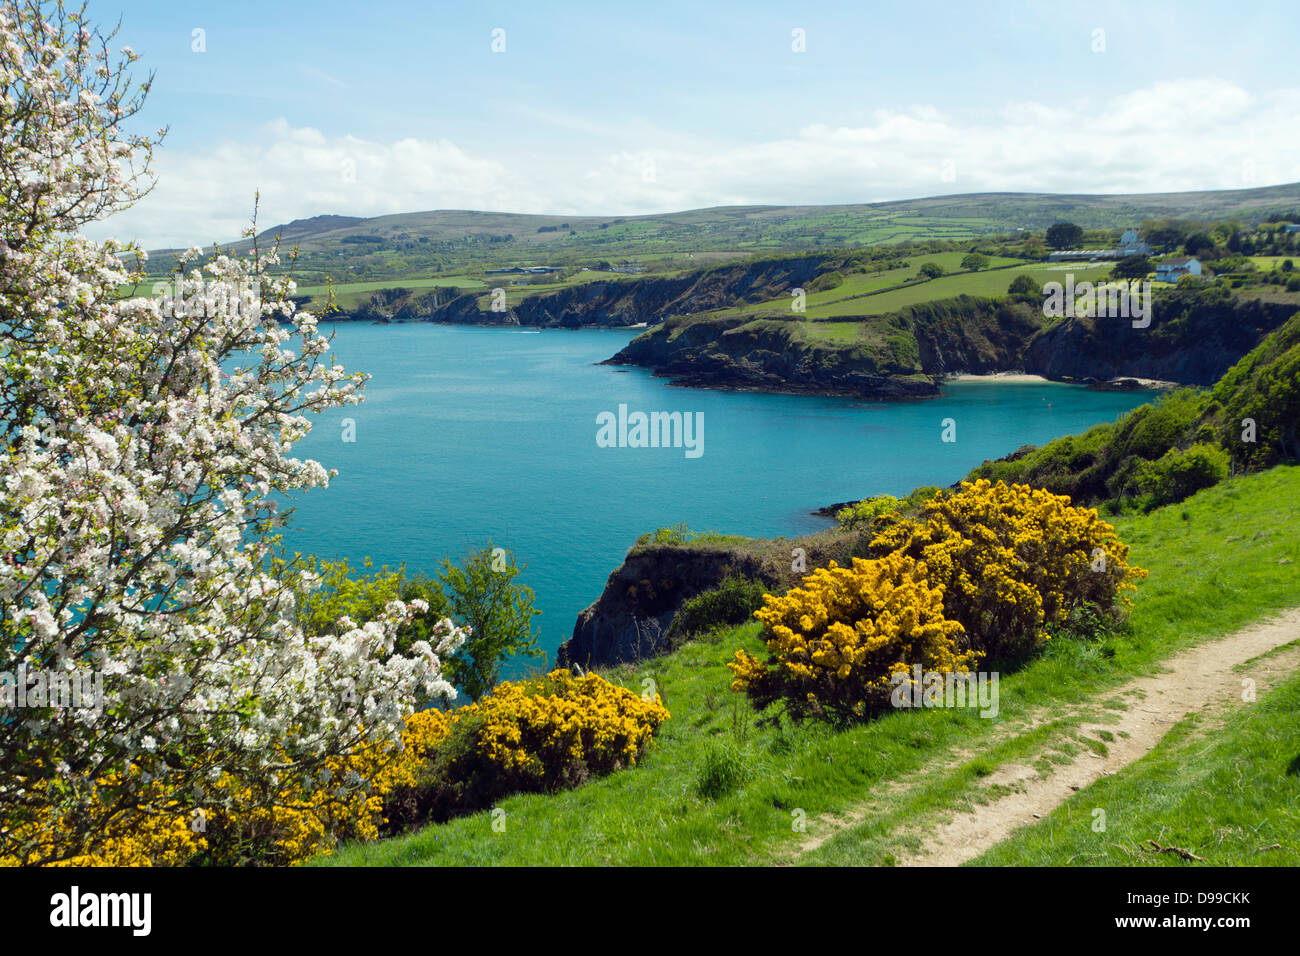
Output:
944 372 1052 384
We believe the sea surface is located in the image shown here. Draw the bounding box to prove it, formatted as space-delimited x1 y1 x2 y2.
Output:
282 323 1157 663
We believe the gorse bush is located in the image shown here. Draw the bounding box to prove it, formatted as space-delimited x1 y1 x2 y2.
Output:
2 724 433 867
728 551 974 722
668 574 768 642
872 480 1146 660
730 480 1146 725
1 772 211 867
384 670 669 827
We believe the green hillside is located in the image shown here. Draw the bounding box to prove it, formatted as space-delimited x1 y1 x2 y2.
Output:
145 183 1300 289
318 464 1300 866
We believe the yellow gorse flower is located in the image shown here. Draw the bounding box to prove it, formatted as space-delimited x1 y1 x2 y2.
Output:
731 479 1146 721
3 670 667 867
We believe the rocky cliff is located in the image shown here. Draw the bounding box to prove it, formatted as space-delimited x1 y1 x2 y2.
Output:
331 252 845 328
604 314 937 398
556 533 860 669
606 288 1300 397
605 295 1045 399
1021 288 1298 385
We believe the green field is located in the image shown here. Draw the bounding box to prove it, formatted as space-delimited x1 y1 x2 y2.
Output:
317 464 1300 867
1249 255 1297 271
724 257 1115 323
294 275 485 297
813 261 1113 318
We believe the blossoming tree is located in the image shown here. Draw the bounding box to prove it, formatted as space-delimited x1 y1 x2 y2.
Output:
0 0 464 864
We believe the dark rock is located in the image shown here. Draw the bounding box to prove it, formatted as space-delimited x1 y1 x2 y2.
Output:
557 533 863 669
557 545 775 670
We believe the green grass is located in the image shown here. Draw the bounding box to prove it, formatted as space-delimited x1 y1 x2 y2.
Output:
811 261 1113 318
294 275 486 297
316 464 1300 867
726 258 1113 322
1248 255 1296 271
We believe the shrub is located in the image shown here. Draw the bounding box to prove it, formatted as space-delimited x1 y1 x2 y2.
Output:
1210 311 1300 466
729 552 974 722
2 726 434 868
1 772 207 867
871 480 1146 660
668 574 768 642
966 388 1213 506
6 672 668 865
386 670 670 825
809 270 844 292
906 485 945 510
918 262 944 279
636 522 699 546
1134 443 1230 508
835 494 903 531
1007 274 1039 296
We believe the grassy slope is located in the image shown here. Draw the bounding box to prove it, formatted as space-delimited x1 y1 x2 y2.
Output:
318 465 1300 867
730 260 1114 322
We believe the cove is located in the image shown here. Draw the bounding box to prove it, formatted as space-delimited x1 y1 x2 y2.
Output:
281 323 1158 664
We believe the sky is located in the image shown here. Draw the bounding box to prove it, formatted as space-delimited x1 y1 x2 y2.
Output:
84 0 1300 248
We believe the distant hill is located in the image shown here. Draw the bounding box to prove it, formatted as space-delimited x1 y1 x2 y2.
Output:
246 183 1300 246
147 183 1300 282
261 214 367 242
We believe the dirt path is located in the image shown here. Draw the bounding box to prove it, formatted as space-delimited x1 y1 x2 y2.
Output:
895 608 1300 866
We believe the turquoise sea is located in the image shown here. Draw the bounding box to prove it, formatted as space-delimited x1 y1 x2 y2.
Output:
283 323 1157 662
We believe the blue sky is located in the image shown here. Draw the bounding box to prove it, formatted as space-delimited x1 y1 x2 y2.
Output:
92 0 1300 246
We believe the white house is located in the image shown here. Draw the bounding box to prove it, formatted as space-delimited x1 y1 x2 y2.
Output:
1118 228 1153 256
1155 256 1202 283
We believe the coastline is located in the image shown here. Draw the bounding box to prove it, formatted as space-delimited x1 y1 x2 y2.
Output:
943 372 1052 384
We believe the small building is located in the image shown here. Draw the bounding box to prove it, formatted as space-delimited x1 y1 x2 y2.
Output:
1155 256 1202 283
1047 249 1117 262
1118 228 1153 255
1284 224 1300 234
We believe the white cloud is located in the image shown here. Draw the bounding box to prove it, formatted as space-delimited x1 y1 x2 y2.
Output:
89 77 1300 249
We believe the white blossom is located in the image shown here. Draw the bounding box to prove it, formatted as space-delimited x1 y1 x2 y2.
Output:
0 0 466 866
